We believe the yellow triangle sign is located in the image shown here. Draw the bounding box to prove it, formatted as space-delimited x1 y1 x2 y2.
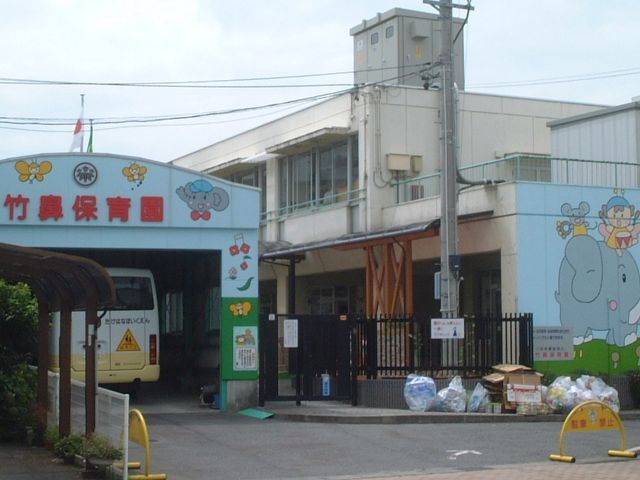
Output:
117 328 141 352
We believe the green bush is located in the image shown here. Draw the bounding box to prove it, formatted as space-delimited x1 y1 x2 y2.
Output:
44 426 60 449
54 434 84 459
0 363 37 440
84 434 123 461
0 280 38 441
0 280 38 368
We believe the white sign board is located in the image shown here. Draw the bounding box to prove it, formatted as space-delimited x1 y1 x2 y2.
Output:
533 326 573 361
283 319 298 348
431 318 464 339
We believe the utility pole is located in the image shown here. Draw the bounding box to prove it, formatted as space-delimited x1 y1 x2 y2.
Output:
424 0 472 318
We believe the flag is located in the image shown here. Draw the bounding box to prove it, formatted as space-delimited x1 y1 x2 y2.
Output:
87 120 93 153
70 106 84 152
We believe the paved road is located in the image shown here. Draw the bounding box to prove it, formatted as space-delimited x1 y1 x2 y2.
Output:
136 411 640 480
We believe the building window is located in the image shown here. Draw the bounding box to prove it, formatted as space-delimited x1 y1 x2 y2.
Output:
230 164 266 216
385 25 394 38
371 32 379 45
279 135 359 212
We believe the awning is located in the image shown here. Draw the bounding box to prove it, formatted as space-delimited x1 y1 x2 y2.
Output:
259 209 494 260
0 242 115 311
266 127 350 156
260 220 439 260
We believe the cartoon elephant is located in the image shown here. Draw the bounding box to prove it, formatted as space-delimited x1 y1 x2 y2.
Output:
176 179 229 221
556 234 640 346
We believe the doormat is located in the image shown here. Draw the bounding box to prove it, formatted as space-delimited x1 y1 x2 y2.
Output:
237 408 274 419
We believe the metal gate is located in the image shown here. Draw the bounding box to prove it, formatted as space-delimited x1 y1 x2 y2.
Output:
259 314 355 405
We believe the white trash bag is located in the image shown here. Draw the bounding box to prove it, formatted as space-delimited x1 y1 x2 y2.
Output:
403 374 437 411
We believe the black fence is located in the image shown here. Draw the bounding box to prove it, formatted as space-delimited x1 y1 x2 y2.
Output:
355 313 533 379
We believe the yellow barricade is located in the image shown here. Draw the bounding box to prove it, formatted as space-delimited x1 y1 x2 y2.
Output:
549 400 637 463
127 408 167 480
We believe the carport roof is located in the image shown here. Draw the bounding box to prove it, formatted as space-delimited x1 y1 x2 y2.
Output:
0 242 115 311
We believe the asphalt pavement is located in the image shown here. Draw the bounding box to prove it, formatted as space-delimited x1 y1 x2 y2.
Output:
2 401 639 480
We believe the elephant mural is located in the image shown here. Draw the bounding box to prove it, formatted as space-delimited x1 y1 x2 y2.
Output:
556 234 640 347
176 179 229 221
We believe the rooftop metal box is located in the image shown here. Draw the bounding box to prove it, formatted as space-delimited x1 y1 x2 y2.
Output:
350 8 465 89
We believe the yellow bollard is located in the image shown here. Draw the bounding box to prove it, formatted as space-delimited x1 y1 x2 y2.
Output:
549 400 636 463
128 408 167 480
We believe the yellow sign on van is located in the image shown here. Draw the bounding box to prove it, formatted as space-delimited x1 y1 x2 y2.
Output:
117 328 141 352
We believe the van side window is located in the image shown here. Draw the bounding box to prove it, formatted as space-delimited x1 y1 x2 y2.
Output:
112 277 154 310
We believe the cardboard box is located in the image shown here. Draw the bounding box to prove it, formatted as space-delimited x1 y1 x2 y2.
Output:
503 372 542 411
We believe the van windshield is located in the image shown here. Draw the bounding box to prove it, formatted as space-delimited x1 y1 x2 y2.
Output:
112 276 154 311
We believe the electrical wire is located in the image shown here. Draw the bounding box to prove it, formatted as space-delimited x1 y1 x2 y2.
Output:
0 63 430 89
468 67 640 89
0 67 426 128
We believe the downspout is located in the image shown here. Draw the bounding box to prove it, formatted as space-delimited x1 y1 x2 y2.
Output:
453 84 505 189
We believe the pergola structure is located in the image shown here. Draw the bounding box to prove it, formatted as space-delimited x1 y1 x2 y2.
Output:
0 242 115 437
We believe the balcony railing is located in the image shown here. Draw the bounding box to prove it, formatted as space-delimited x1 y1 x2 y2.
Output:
261 188 366 223
393 155 640 204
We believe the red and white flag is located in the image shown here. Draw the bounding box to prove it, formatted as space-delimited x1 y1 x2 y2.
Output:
70 104 84 152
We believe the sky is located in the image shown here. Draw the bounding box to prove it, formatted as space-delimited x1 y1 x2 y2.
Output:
1 0 638 163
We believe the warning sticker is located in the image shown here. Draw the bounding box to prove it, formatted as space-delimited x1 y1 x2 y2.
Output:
116 328 141 352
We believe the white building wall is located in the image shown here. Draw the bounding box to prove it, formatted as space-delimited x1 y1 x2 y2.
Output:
551 108 638 163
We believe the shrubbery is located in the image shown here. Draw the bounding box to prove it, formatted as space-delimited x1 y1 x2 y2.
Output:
0 279 38 441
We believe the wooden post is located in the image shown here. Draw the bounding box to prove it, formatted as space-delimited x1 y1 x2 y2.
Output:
85 291 98 436
36 296 50 435
59 302 72 437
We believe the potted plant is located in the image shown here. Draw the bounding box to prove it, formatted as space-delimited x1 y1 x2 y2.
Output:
83 434 123 478
54 433 84 464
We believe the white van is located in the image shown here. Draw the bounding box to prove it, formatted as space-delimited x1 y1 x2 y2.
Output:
49 267 160 385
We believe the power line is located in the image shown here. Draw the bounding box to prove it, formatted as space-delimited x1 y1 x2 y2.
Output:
0 64 429 89
0 68 426 128
468 67 640 89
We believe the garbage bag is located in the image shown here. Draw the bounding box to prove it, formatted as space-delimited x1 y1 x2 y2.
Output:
434 376 467 412
598 385 620 412
467 382 489 413
403 374 436 412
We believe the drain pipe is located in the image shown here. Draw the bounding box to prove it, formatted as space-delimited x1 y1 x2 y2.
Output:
453 83 505 189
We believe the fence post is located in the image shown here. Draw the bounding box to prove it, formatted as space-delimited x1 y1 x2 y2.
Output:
351 316 358 406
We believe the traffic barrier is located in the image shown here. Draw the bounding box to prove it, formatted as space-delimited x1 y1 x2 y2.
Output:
549 400 637 463
127 408 167 480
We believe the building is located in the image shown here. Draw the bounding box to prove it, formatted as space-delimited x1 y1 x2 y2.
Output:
173 9 640 378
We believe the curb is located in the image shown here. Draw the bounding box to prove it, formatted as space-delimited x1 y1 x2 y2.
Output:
271 409 640 424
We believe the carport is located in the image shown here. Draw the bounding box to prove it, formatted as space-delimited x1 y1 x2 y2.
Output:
1 153 260 412
0 242 115 436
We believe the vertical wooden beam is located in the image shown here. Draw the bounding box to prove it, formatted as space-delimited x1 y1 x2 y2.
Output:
404 240 414 316
365 248 372 316
36 296 49 435
59 302 72 437
85 291 98 436
383 244 393 315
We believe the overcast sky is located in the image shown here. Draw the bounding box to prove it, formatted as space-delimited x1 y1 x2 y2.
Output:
1 0 638 163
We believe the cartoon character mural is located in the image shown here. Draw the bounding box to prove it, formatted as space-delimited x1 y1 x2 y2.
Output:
176 179 229 221
15 159 52 183
556 192 640 353
598 194 640 255
556 201 592 238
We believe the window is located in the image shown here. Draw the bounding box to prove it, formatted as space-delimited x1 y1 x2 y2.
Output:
371 32 379 45
291 152 313 208
385 25 394 38
230 164 267 216
112 276 154 310
279 135 359 212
